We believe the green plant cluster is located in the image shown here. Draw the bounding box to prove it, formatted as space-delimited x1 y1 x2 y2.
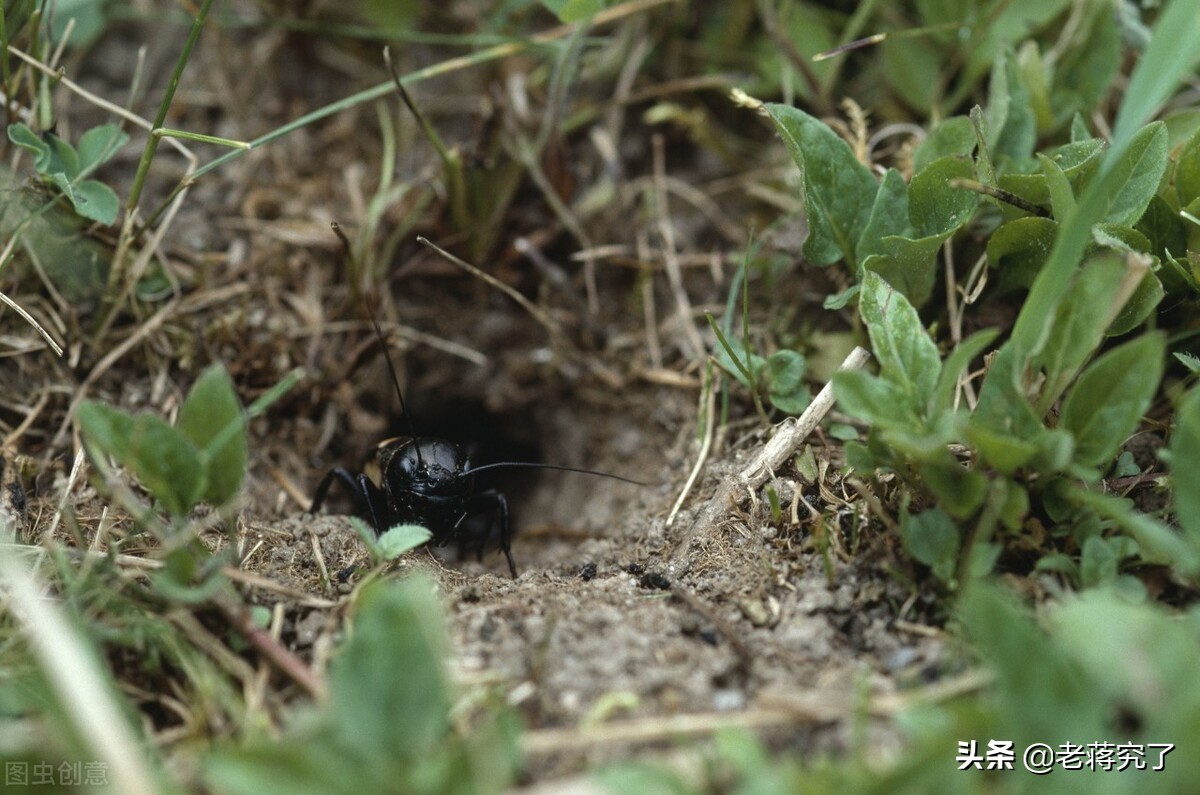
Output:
761 8 1200 592
206 577 519 795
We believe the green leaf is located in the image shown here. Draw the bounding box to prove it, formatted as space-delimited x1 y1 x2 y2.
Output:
965 423 1040 476
1171 389 1200 546
908 156 978 237
931 329 1000 417
331 578 450 755
833 370 921 428
764 350 808 414
78 401 205 518
712 333 765 391
7 122 52 171
1107 268 1163 336
861 231 952 308
985 48 1036 168
901 507 959 583
912 116 976 174
986 217 1058 293
377 524 433 560
855 168 911 265
177 365 248 508
1109 0 1200 153
1034 253 1129 408
41 133 80 178
1073 488 1200 574
1037 152 1074 219
965 0 1074 93
1049 5 1121 127
764 104 878 265
1137 195 1188 260
919 456 988 519
71 179 119 224
1104 121 1169 226
1176 352 1200 373
76 123 129 171
1059 333 1165 468
958 583 1102 744
1079 535 1118 587
858 271 940 410
539 0 611 22
998 139 1102 211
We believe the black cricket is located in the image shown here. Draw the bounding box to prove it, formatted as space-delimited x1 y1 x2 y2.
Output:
309 314 642 577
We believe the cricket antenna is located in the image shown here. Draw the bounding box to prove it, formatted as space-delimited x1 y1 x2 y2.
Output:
331 222 424 467
459 461 647 486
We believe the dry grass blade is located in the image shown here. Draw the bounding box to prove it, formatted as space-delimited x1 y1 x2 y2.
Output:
417 236 562 338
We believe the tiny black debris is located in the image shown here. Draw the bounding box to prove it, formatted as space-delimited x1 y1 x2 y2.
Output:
580 562 597 581
639 571 671 590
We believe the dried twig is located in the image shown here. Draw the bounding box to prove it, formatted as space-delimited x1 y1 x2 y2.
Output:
668 347 871 576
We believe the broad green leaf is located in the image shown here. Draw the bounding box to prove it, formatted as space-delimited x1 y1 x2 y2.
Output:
965 0 1073 92
997 480 1030 531
964 423 1040 476
1109 0 1200 153
1048 4 1121 128
855 168 910 266
1079 535 1117 587
1171 388 1200 545
930 328 1000 417
985 48 1036 168
833 370 921 428
1059 333 1165 468
1137 195 1188 259
986 217 1058 293
912 116 976 174
1018 42 1053 133
765 104 878 266
1104 121 1168 226
330 578 449 754
540 0 610 22
1037 152 1074 219
958 584 1103 745
48 173 79 210
1012 0 1200 364
1176 126 1200 207
1073 488 1199 574
858 271 940 408
7 123 52 171
42 133 80 178
78 401 205 518
71 179 119 224
919 456 988 519
971 344 1044 441
998 138 1102 209
1176 353 1200 373
900 508 959 583
1034 254 1128 408
880 35 943 112
76 124 129 172
177 365 248 507
378 524 434 560
765 350 808 414
1107 269 1163 336
909 156 978 237
862 231 951 309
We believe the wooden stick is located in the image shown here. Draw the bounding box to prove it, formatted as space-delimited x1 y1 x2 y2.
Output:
668 346 871 576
